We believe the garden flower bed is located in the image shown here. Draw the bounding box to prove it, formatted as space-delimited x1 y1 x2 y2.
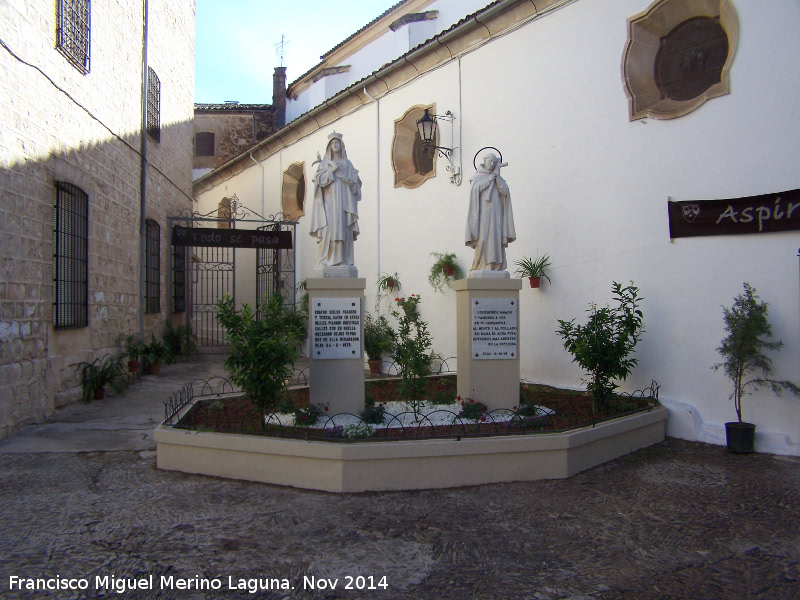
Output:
156 375 667 492
174 375 657 441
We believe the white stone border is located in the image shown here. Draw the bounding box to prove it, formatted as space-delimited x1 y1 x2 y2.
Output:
155 404 667 493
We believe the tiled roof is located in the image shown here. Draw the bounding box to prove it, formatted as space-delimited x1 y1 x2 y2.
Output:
289 0 412 88
194 103 273 111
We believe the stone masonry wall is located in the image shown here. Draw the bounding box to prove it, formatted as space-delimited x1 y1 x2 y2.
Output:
0 0 195 439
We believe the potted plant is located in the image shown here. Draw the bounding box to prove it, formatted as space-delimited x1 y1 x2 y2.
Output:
377 272 401 299
712 283 800 453
121 333 144 373
75 354 127 402
429 252 463 293
363 313 396 375
163 321 198 363
514 254 552 288
142 334 170 375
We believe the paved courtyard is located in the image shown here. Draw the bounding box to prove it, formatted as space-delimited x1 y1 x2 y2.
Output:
1 355 799 599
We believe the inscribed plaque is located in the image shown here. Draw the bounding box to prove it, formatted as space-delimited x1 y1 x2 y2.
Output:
311 298 362 360
471 298 518 360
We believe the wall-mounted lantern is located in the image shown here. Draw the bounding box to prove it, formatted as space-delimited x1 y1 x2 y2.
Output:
415 108 461 185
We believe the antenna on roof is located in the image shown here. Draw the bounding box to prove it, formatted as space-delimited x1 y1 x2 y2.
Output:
274 34 289 67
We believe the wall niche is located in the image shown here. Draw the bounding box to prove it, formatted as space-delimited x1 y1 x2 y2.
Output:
392 104 436 189
282 162 305 221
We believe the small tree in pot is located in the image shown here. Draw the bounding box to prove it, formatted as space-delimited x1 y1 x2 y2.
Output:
713 283 800 453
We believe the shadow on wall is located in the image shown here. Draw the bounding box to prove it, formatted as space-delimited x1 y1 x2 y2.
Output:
0 118 194 439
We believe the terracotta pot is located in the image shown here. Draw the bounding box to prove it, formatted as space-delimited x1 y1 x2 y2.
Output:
386 279 395 290
144 360 161 375
529 277 541 288
93 388 105 400
443 265 455 277
128 360 140 373
367 359 382 376
725 421 756 454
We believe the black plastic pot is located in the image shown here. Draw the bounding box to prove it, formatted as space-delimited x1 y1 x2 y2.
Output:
725 421 756 454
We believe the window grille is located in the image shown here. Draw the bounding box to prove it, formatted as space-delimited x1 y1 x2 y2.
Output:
56 0 91 74
53 182 89 329
145 219 160 313
195 132 215 156
147 67 161 143
172 244 186 313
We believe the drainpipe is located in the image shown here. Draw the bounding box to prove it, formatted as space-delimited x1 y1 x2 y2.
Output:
139 0 149 340
249 152 265 216
363 87 380 311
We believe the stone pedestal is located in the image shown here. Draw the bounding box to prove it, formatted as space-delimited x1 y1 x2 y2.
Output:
455 277 522 411
307 277 366 414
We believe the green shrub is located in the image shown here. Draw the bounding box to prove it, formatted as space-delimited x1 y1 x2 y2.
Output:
364 313 396 361
360 398 386 424
216 294 304 419
557 281 644 410
163 321 198 363
390 294 438 419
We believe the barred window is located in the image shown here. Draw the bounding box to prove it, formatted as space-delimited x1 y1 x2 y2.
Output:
56 0 91 74
145 219 160 313
54 182 89 329
195 132 215 156
172 244 186 313
147 67 161 143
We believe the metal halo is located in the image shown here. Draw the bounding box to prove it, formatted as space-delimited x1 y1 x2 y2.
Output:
473 147 503 170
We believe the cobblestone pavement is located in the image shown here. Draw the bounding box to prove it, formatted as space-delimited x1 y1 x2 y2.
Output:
1 358 799 599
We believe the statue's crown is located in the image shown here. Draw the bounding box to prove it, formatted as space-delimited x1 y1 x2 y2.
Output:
328 131 343 142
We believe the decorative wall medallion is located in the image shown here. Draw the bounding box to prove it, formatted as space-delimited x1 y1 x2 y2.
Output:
622 0 739 120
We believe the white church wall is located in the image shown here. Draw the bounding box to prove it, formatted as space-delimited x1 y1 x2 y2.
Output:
196 0 800 455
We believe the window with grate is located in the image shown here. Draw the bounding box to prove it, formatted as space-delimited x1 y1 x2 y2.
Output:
53 182 89 329
145 219 160 313
56 0 91 74
195 132 215 156
147 67 161 143
172 244 186 313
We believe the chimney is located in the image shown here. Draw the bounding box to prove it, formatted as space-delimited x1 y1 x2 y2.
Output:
273 67 287 129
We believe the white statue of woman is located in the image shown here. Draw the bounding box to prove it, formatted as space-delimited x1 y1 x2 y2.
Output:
465 152 516 273
309 132 362 268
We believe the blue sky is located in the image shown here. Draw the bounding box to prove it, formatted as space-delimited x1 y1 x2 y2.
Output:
194 0 401 104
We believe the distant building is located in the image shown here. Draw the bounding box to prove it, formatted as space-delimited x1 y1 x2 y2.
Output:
0 0 195 439
193 67 286 180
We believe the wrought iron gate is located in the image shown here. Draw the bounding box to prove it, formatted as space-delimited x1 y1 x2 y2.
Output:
169 195 297 348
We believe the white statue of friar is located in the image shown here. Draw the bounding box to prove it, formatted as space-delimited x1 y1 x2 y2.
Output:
465 152 516 273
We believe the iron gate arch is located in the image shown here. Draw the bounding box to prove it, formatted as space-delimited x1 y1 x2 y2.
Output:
169 195 297 348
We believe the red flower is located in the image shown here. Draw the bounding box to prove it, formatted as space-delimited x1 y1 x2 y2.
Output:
480 416 486 422
456 395 461 401
469 399 474 404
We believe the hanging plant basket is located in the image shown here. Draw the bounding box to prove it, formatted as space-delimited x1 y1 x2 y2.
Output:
528 277 542 289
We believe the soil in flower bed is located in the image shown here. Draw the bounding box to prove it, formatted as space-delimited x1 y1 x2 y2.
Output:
176 375 657 440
